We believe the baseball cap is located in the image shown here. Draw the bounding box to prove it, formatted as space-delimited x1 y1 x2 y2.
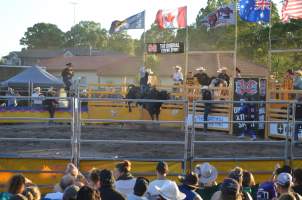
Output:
257 182 277 200
276 173 292 186
134 177 149 196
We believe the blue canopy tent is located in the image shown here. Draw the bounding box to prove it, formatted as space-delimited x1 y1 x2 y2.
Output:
1 66 63 88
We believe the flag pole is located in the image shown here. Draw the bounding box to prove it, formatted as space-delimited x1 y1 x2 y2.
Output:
143 10 146 67
268 2 272 74
185 25 189 83
233 0 238 78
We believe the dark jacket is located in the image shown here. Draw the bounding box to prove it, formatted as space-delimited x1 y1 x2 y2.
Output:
194 73 210 86
99 185 126 200
218 73 230 86
178 184 201 200
293 185 302 196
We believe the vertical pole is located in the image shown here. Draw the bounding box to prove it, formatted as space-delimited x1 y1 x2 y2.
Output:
183 100 189 174
185 26 189 83
184 26 189 101
291 101 296 165
268 1 272 74
143 11 146 67
190 101 196 171
233 0 238 78
71 97 77 165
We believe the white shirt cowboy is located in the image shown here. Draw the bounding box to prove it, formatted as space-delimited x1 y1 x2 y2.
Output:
32 91 44 105
172 71 184 84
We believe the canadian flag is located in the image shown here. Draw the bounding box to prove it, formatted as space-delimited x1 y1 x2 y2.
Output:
155 6 187 29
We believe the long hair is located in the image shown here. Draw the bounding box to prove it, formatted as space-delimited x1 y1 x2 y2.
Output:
8 174 26 194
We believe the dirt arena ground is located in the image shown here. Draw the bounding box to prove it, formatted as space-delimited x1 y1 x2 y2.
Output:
0 124 301 160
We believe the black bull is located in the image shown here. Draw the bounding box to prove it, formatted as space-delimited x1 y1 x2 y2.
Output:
125 85 170 120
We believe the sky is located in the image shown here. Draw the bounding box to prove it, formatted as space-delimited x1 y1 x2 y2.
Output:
0 0 282 58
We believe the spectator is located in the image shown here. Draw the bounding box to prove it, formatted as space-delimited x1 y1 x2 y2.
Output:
238 97 257 141
6 87 17 107
242 171 257 198
61 63 74 96
88 168 101 190
114 160 136 197
23 186 41 200
195 163 219 200
63 185 79 200
65 163 79 178
155 181 186 200
236 68 242 78
44 174 75 200
76 186 100 200
276 173 302 199
201 86 212 133
147 161 171 199
178 172 203 200
294 70 302 90
75 174 87 188
228 167 253 200
273 165 293 182
278 193 296 200
98 169 125 200
172 66 184 84
256 181 277 200
8 174 26 195
31 87 44 109
293 168 302 195
43 88 58 123
210 178 241 200
217 67 230 86
194 67 210 86
10 194 28 200
127 177 149 200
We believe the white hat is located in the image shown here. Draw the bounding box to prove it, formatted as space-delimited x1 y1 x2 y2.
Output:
277 173 292 186
195 163 218 185
201 86 209 90
174 65 182 70
155 181 186 200
217 67 227 73
196 67 206 71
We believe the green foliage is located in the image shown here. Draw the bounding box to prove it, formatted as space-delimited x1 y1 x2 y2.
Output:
144 54 160 71
20 23 65 49
64 21 108 48
107 32 135 55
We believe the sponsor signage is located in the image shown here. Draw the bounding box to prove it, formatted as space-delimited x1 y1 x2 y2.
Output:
146 42 184 54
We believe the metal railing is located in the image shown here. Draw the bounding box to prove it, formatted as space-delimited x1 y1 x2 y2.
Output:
0 97 301 174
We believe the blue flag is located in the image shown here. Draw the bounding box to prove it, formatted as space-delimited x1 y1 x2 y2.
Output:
110 11 145 34
239 0 271 23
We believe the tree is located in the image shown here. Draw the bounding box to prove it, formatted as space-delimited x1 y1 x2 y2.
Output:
20 23 65 49
107 32 136 55
144 55 160 71
65 21 108 48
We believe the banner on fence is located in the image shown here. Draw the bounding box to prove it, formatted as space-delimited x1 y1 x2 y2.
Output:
187 114 229 129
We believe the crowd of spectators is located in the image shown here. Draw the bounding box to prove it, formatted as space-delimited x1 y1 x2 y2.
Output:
1 161 302 200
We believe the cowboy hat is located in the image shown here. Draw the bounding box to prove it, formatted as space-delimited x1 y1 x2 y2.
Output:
178 172 199 189
217 67 227 73
174 65 182 70
196 67 206 71
194 163 218 185
155 181 186 200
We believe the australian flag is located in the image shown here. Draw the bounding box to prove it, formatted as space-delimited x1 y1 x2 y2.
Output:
109 11 145 34
239 0 271 23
